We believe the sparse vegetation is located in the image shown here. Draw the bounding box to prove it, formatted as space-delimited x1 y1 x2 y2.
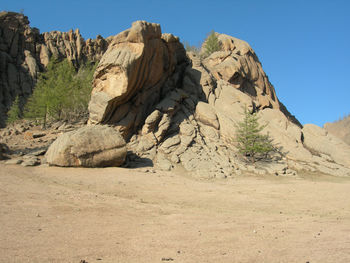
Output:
235 107 275 163
23 57 96 128
183 40 201 54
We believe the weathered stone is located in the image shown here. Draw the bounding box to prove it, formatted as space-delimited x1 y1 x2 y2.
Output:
45 125 126 167
155 153 173 171
195 102 219 130
5 158 23 165
21 157 40 167
88 20 186 141
142 110 162 135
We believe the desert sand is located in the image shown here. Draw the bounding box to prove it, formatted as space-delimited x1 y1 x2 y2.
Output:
1 164 350 263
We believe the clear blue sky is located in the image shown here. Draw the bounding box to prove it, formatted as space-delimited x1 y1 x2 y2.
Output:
3 0 350 126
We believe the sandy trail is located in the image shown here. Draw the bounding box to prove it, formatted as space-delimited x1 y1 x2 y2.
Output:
0 164 350 263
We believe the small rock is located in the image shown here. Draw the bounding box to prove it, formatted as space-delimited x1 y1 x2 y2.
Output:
33 133 46 138
5 159 23 165
21 157 40 166
29 148 47 156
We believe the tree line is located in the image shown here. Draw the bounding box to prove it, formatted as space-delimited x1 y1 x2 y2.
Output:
7 57 96 128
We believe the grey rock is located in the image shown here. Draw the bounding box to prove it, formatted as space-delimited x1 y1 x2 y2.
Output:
21 157 40 167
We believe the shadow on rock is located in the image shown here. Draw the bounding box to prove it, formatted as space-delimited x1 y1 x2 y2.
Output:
123 151 154 168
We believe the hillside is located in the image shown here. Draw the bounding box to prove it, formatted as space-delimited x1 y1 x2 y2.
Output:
324 114 350 145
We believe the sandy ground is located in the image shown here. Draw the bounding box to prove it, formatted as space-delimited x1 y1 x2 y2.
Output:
0 164 350 263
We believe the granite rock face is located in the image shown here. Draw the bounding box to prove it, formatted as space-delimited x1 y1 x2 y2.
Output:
88 21 350 177
88 21 187 139
0 11 110 127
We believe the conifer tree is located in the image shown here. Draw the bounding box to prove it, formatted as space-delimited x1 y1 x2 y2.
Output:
24 57 75 127
24 57 95 128
235 107 275 163
203 30 222 57
6 96 21 125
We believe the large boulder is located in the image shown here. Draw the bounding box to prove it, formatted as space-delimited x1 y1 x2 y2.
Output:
88 21 186 139
45 125 126 167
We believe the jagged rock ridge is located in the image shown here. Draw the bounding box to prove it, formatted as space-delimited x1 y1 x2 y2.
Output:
0 11 110 127
88 21 350 177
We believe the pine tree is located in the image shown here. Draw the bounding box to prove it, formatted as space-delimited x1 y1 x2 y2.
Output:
203 30 222 57
6 96 21 125
235 107 275 163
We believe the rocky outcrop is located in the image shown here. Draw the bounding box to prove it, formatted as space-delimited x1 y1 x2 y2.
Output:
2 13 349 177
324 115 350 145
0 11 110 127
302 124 350 168
45 125 126 167
88 21 187 138
87 21 350 177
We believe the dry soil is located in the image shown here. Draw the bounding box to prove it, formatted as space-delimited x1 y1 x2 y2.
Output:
1 164 350 263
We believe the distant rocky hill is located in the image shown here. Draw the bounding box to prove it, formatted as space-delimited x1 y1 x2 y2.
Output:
324 115 350 145
0 11 110 127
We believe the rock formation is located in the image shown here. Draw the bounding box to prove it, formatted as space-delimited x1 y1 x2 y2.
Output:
0 11 110 127
88 21 350 177
45 125 126 167
324 115 350 145
2 13 349 176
